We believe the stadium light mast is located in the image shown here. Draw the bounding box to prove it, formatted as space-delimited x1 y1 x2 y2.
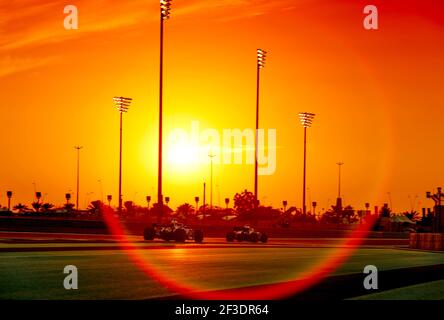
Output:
255 48 267 215
74 146 83 211
208 152 216 211
299 112 315 216
114 96 132 216
157 0 172 222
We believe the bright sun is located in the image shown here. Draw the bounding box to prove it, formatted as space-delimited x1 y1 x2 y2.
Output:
166 132 204 172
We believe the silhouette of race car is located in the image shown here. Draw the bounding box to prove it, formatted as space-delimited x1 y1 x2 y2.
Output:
226 225 268 243
143 219 204 243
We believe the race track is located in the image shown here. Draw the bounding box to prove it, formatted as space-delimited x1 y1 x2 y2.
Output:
0 231 443 300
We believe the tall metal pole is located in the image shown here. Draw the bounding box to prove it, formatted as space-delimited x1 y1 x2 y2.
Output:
113 96 132 215
299 112 315 216
118 112 123 215
209 153 215 210
203 182 206 223
255 49 266 213
74 146 82 211
302 127 307 215
98 180 104 202
254 61 260 213
157 5 164 223
337 162 344 198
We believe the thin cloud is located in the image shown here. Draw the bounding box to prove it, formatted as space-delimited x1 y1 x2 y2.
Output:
0 55 55 78
1 0 299 52
0 0 152 52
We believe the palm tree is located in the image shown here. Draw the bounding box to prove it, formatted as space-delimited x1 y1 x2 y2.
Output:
404 210 421 222
13 203 29 213
31 201 41 212
176 203 194 221
63 203 75 211
88 200 104 216
41 203 54 212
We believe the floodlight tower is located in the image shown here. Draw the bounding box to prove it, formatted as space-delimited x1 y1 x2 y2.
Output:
157 0 172 222
255 49 267 214
298 112 315 215
74 146 83 211
336 162 344 213
113 96 132 215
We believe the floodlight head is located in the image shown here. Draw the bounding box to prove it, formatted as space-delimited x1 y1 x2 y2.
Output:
257 48 267 68
298 112 316 128
161 0 172 20
113 96 132 113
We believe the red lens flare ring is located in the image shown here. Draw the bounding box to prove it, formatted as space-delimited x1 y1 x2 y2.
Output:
102 207 377 300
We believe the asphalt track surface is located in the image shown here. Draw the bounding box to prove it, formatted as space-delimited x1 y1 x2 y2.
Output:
1 231 443 300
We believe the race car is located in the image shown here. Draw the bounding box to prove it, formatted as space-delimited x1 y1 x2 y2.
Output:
226 225 268 243
143 219 204 243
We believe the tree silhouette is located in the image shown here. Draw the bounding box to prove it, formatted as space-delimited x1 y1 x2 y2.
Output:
234 190 255 221
13 203 30 213
152 203 173 221
41 203 54 212
379 204 391 218
31 201 41 212
342 205 358 224
404 210 420 222
320 206 341 224
63 203 75 211
124 201 135 216
176 203 194 221
88 200 104 215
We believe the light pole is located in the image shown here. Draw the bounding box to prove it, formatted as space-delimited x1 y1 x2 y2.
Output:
336 162 344 198
65 193 71 205
335 162 344 215
225 198 230 209
387 192 393 211
426 187 444 232
113 97 132 215
6 191 12 211
158 0 172 222
298 112 315 216
283 200 288 213
312 201 317 218
208 152 216 211
107 195 112 207
146 196 151 210
98 179 104 202
255 48 267 215
203 182 206 222
74 146 82 211
195 196 200 214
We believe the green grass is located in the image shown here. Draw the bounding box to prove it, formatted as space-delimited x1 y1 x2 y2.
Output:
351 279 444 300
0 247 443 299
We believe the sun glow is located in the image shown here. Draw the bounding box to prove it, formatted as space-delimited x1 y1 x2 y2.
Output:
166 131 205 171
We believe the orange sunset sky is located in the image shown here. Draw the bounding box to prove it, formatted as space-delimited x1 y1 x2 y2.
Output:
0 0 443 212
